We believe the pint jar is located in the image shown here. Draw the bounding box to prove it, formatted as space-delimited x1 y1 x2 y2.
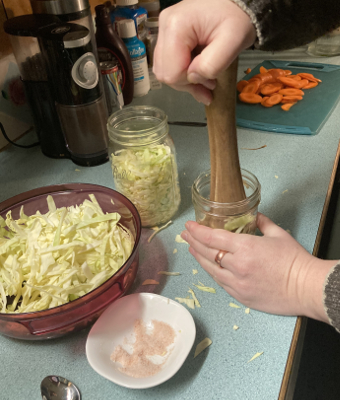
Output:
108 106 181 227
192 169 261 233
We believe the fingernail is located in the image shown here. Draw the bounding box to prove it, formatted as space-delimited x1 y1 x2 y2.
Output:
187 72 201 84
181 231 188 241
196 96 211 107
203 79 216 91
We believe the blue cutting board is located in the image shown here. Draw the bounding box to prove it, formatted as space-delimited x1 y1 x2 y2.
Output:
236 60 340 135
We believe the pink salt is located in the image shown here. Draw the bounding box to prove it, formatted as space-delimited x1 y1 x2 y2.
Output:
110 319 176 378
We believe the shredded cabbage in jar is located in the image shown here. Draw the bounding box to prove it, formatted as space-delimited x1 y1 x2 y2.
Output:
0 194 134 314
198 213 256 233
223 214 256 233
111 144 180 226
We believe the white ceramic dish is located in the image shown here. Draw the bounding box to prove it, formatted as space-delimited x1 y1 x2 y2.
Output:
86 292 196 389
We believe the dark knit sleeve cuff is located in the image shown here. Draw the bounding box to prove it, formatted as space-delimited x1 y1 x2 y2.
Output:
230 0 340 52
323 263 340 333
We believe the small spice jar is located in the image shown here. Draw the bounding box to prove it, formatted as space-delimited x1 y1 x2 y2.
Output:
108 105 181 227
192 169 261 233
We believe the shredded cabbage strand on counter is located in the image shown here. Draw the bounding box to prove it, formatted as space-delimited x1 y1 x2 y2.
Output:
111 144 180 226
0 194 134 314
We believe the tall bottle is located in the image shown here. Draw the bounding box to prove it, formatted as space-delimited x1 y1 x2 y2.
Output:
117 19 150 97
95 4 134 106
111 0 148 43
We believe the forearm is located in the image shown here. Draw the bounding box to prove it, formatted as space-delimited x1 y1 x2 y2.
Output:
231 0 340 51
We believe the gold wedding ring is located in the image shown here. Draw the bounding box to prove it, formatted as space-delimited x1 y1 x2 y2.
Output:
215 250 228 265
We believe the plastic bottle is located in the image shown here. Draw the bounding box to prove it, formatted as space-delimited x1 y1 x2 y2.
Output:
117 19 150 97
145 17 161 90
138 0 160 18
111 0 148 43
145 17 158 68
95 5 134 106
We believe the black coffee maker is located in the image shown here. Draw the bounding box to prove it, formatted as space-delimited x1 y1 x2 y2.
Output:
4 0 109 166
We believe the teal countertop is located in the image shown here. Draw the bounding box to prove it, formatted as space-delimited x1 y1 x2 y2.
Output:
1 49 339 400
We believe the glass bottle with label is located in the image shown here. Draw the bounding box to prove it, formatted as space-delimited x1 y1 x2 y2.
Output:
108 105 181 227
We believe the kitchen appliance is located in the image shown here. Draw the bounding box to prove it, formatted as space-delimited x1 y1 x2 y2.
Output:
0 183 141 340
4 0 110 166
236 60 340 135
4 15 69 159
38 22 109 166
30 0 109 165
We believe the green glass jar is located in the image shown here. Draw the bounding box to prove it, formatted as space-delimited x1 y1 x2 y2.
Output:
108 105 181 227
192 169 261 233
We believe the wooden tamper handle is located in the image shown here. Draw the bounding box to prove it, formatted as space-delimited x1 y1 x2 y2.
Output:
205 57 246 203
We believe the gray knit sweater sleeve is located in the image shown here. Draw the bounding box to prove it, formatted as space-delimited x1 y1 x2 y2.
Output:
160 0 340 52
230 0 340 51
323 263 340 332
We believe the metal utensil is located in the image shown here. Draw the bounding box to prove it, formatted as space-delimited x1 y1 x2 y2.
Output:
168 121 207 127
41 375 81 400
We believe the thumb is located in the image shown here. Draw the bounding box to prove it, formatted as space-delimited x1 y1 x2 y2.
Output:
187 35 237 81
256 213 284 237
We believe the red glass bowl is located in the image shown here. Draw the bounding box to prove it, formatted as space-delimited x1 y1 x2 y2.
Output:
0 183 141 340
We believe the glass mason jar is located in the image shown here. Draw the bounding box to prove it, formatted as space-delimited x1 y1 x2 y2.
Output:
108 105 181 227
192 169 261 234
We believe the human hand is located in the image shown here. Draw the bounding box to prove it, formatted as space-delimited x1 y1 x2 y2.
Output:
153 0 256 105
181 213 334 322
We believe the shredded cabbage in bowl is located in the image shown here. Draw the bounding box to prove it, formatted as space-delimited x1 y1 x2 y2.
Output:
111 144 180 227
0 194 134 314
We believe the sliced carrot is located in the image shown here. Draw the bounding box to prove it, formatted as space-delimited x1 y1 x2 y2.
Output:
260 66 268 74
239 93 262 104
277 76 304 89
262 93 283 107
260 82 283 95
245 67 252 74
281 103 296 111
298 79 310 89
278 88 304 96
281 95 303 103
237 80 249 92
297 72 322 83
267 68 286 80
239 67 320 111
289 75 302 81
261 96 270 106
250 72 275 84
303 81 318 89
241 80 261 94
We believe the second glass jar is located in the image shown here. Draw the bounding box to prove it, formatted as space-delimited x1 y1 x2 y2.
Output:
108 105 181 227
192 169 261 234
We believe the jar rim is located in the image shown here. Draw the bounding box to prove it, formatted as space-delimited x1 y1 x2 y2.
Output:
107 105 168 145
192 168 261 215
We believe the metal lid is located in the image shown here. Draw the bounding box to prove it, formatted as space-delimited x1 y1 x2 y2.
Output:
116 0 138 6
30 0 90 15
38 23 91 48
